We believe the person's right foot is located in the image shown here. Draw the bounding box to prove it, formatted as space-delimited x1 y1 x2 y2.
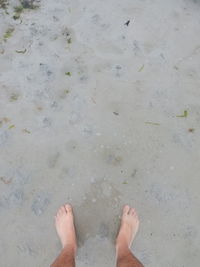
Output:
116 205 139 250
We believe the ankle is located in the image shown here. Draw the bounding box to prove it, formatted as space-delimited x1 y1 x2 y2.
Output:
116 243 130 257
63 244 77 255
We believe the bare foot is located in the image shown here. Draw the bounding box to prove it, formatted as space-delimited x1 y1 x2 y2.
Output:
116 205 139 250
55 204 77 252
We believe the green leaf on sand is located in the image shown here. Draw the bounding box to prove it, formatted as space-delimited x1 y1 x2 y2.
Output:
65 72 71 76
10 93 19 102
8 125 15 129
176 110 188 118
138 64 144 72
145 121 160 126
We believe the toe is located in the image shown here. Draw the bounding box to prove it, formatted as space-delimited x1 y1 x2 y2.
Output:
65 204 72 213
61 206 66 213
133 210 139 220
123 205 130 215
57 208 61 216
130 208 135 215
57 206 65 216
135 213 139 220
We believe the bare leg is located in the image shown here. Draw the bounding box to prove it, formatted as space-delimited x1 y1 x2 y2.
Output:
51 204 77 267
116 205 144 267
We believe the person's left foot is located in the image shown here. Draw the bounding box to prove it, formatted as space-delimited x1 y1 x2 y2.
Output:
116 205 139 250
55 204 77 252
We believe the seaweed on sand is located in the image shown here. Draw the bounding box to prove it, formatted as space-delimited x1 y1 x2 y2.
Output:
20 0 39 9
13 0 39 19
0 0 8 10
3 27 14 41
